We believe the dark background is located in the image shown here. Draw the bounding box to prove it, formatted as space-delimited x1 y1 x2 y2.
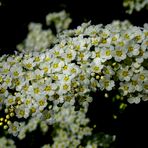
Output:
0 0 147 52
0 0 148 147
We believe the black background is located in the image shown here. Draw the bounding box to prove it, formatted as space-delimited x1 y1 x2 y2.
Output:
0 0 148 147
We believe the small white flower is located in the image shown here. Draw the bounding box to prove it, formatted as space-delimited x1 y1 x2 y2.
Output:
90 77 100 91
117 38 127 47
37 98 47 111
44 51 53 63
28 83 43 96
24 96 33 108
51 59 64 73
91 47 101 59
58 82 71 95
143 82 148 93
33 52 45 62
136 43 147 61
27 117 39 132
100 29 110 38
127 42 140 57
91 37 101 45
15 105 30 119
117 66 133 81
77 51 91 61
99 77 115 91
134 29 145 43
39 62 51 74
130 75 143 92
123 30 134 41
10 64 23 78
43 83 56 96
63 49 76 63
110 34 120 44
78 73 90 85
51 45 64 58
127 94 142 104
91 61 103 74
30 103 40 117
103 65 115 77
142 94 148 101
137 70 148 82
5 95 15 106
8 121 20 136
0 84 8 97
18 127 27 140
1 62 10 74
3 75 12 87
99 37 111 47
119 82 133 96
141 39 148 50
69 64 81 78
24 71 35 81
112 47 127 62
58 74 73 83
34 69 44 80
23 58 36 70
100 46 114 61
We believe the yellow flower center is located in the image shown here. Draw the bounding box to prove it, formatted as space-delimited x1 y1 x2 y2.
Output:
116 50 123 56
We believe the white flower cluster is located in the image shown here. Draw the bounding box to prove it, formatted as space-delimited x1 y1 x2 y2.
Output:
123 0 148 14
0 137 16 148
0 14 147 147
57 20 148 104
17 23 56 53
41 103 93 148
85 133 116 148
17 10 71 53
0 44 93 139
46 10 72 33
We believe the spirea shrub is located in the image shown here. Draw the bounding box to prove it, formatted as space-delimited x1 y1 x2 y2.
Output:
0 9 147 148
